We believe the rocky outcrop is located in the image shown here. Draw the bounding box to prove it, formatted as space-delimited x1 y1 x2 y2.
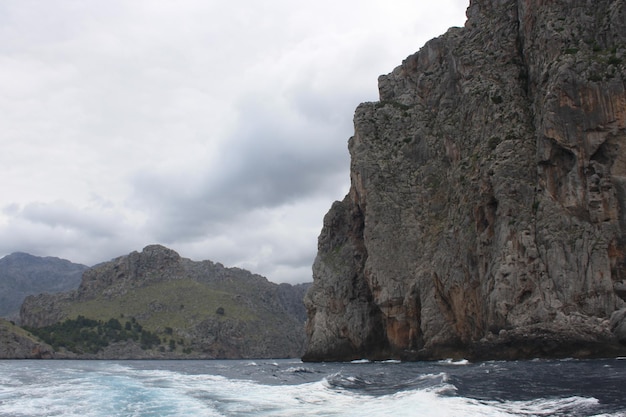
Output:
0 252 87 320
20 245 308 359
0 319 56 359
303 0 626 361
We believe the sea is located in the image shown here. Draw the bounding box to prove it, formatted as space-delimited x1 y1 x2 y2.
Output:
0 358 625 416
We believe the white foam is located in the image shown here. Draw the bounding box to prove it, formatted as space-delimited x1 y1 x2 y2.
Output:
438 358 470 366
484 396 601 416
0 363 224 417
1 361 622 417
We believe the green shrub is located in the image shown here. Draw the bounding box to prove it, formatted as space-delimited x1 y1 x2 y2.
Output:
25 316 162 354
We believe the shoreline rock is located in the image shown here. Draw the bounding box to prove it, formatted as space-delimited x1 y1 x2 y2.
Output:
0 319 56 359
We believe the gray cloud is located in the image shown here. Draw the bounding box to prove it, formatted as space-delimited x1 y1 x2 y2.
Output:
11 202 118 239
0 201 144 267
0 0 468 283
129 82 355 244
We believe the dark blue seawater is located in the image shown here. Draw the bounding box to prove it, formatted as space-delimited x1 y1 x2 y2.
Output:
0 358 625 416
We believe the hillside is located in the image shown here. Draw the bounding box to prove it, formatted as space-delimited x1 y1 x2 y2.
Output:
20 245 309 359
0 252 87 320
0 318 55 359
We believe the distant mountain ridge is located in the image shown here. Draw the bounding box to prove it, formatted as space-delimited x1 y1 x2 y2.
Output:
0 252 87 320
19 245 310 359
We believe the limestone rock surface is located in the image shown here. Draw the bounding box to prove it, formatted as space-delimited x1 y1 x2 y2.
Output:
303 0 626 361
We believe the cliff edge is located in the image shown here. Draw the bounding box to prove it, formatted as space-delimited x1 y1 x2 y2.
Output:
303 0 626 361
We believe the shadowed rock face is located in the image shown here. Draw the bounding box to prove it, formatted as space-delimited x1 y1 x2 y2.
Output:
303 0 626 361
0 253 87 320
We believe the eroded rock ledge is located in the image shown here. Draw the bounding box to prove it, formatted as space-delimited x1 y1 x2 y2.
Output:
303 0 626 361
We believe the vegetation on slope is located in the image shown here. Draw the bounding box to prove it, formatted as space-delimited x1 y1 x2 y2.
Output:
60 279 260 332
24 316 161 354
37 278 303 357
19 245 308 358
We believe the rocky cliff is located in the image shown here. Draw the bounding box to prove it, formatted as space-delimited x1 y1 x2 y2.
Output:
0 252 87 320
303 0 626 361
0 319 55 359
20 245 308 359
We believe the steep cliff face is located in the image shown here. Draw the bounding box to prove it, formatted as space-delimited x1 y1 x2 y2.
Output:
304 0 626 361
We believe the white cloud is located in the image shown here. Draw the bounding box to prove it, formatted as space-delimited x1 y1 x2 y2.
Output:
0 0 468 283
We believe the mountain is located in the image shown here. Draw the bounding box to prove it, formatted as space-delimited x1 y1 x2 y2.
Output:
19 245 309 359
303 0 626 361
0 252 87 320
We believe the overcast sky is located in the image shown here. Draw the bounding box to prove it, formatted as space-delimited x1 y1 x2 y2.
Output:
0 0 468 284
